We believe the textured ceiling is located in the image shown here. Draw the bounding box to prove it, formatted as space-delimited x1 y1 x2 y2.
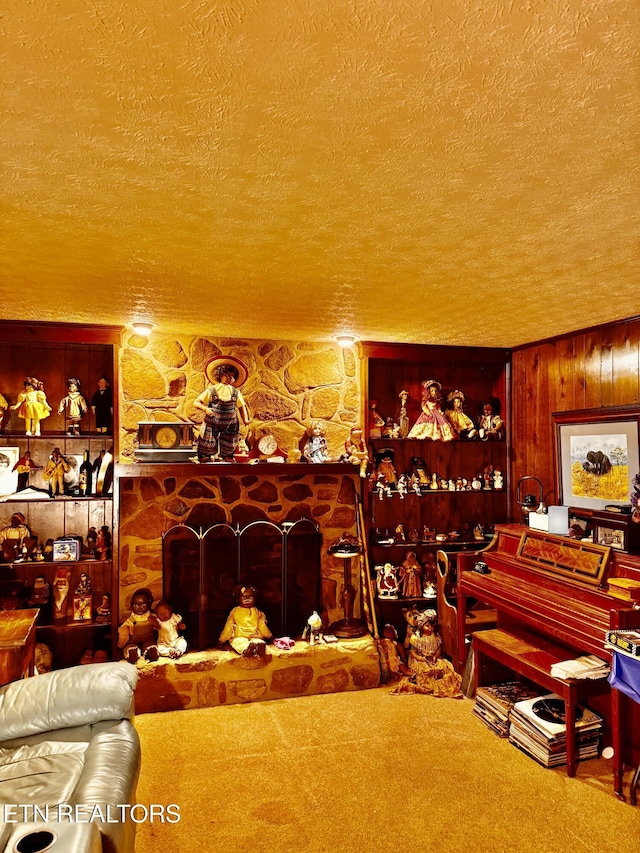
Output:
1 1 639 347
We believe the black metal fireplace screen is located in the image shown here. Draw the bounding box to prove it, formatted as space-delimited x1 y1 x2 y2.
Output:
162 518 322 651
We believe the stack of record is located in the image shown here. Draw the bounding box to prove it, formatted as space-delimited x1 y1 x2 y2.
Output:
473 681 540 738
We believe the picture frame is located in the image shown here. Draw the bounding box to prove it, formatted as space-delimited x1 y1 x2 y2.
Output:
0 446 20 497
553 405 640 512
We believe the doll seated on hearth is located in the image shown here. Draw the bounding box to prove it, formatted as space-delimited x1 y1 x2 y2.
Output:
391 607 462 698
219 585 272 657
378 624 410 683
150 599 187 659
117 587 159 663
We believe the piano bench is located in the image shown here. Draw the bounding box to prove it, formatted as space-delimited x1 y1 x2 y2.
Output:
472 628 610 778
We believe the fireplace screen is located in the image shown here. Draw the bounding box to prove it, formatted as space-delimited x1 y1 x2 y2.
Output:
162 518 321 651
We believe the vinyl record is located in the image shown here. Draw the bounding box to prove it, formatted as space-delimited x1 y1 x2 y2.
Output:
532 697 584 725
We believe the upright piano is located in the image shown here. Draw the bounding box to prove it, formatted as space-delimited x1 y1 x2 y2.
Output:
457 523 640 674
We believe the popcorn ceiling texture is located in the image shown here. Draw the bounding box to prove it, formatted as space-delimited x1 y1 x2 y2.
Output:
2 1 639 347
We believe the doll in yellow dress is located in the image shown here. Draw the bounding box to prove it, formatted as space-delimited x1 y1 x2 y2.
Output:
11 377 50 436
407 380 455 442
444 390 478 439
219 585 272 656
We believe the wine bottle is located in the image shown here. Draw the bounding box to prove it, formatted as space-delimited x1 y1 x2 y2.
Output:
79 449 93 496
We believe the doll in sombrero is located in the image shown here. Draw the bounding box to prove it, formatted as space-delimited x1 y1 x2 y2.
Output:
194 356 250 462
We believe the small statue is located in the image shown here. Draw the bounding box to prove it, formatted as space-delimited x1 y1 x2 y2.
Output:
42 447 70 497
375 448 397 486
399 551 423 598
75 571 93 596
12 450 42 491
303 421 330 463
150 599 187 659
52 568 71 619
302 610 326 645
343 426 369 478
27 575 50 607
118 587 159 663
91 376 113 434
493 468 504 489
368 399 385 439
86 526 98 557
398 390 410 438
96 525 111 560
219 585 272 656
396 474 408 499
95 592 111 623
11 377 51 436
58 377 88 436
375 563 400 599
0 512 31 560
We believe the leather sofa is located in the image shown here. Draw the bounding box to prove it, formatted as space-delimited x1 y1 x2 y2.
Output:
0 662 140 853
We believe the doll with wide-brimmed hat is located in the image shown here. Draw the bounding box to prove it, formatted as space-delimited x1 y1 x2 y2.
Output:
444 389 478 439
407 380 455 442
193 356 250 462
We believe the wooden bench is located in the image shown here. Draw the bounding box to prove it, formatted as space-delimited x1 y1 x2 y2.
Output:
472 627 610 777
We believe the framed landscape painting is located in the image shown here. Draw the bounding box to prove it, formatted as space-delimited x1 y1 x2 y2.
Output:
553 406 640 511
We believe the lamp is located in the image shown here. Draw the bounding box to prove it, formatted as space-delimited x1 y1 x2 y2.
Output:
334 334 358 348
131 322 154 337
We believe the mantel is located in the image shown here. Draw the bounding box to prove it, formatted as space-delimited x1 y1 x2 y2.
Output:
115 462 358 478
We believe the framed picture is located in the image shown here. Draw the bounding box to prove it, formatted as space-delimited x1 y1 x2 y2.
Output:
553 406 640 512
0 446 19 497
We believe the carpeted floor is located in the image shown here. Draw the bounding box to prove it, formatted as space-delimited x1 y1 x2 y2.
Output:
133 687 640 853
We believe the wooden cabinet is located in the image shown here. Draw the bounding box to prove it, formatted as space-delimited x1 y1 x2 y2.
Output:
361 341 511 641
0 322 120 669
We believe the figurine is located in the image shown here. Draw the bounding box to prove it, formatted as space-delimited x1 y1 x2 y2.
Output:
42 447 70 497
399 551 422 598
391 608 463 698
52 568 71 619
396 474 409 499
394 523 406 543
0 512 31 561
75 571 92 597
398 390 410 438
11 377 50 436
96 525 111 560
219 585 272 656
375 563 401 599
193 357 250 462
86 526 98 557
368 399 385 439
343 426 369 478
118 587 159 663
375 448 397 485
12 451 42 491
444 390 477 439
27 575 50 607
378 623 410 682
382 417 399 438
95 592 111 623
302 610 326 645
407 380 455 442
478 398 504 440
493 468 504 489
303 421 330 463
58 377 88 435
150 599 187 659
91 376 113 433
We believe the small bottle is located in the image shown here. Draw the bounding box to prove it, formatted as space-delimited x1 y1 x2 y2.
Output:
79 450 93 497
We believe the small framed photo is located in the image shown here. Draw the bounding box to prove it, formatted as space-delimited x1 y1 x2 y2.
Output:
73 594 92 622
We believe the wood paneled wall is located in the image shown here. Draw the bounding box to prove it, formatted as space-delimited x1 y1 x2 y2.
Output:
511 317 640 512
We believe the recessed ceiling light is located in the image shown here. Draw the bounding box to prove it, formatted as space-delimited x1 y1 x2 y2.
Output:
131 322 154 336
334 334 358 347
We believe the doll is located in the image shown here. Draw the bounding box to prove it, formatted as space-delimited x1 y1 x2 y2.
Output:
12 450 42 491
303 421 330 463
407 380 455 442
219 585 272 656
58 377 88 435
444 390 477 439
118 587 159 663
399 551 423 598
11 377 50 436
391 607 463 698
194 358 250 462
91 376 113 433
42 447 70 496
343 426 369 477
478 398 504 440
378 624 409 682
150 599 187 659
375 448 397 485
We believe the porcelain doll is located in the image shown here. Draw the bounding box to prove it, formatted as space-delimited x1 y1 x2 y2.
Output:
478 398 504 441
11 377 50 436
150 599 187 659
407 380 455 442
219 585 272 656
343 426 369 478
118 587 159 663
58 377 88 435
391 608 463 698
378 624 410 683
194 358 250 462
444 390 477 439
91 376 113 433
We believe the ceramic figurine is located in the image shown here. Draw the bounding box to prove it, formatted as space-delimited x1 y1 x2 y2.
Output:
219 585 272 656
399 551 422 598
194 357 250 462
343 426 369 478
302 610 326 645
303 420 330 463
12 450 42 491
42 447 70 496
11 377 51 436
95 593 111 623
398 390 410 438
375 563 400 599
52 568 71 619
150 599 187 659
375 448 397 485
58 377 88 435
407 380 455 442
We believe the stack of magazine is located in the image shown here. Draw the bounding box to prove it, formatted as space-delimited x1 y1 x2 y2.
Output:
509 692 603 768
473 681 541 738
